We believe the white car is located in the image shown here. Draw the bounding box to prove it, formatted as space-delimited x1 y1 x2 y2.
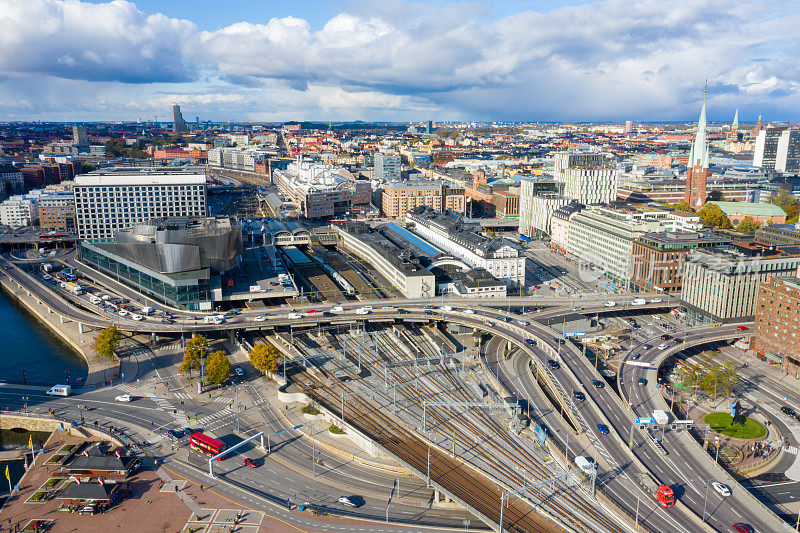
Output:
381 305 394 309
711 481 731 497
115 394 132 402
650 298 662 303
657 343 669 350
131 314 143 321
118 309 129 317
604 301 617 307
253 315 267 322
338 496 357 507
463 309 475 314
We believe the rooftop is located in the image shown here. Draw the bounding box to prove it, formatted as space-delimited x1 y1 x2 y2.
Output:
75 172 206 186
707 201 787 217
339 222 434 278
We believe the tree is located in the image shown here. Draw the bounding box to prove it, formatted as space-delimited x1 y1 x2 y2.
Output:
249 342 281 375
205 350 231 386
735 217 760 235
668 201 692 213
92 326 120 360
79 162 97 174
180 335 209 378
705 190 725 202
771 189 800 222
698 203 733 229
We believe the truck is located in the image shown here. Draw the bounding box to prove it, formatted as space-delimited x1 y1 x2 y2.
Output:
141 306 154 315
64 281 84 295
653 409 670 425
631 298 646 306
204 316 223 324
46 384 71 397
574 455 596 475
634 472 674 507
42 263 53 273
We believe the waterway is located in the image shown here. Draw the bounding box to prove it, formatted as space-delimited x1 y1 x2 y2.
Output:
0 288 87 386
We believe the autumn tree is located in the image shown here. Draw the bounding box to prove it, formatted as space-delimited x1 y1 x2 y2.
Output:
249 342 281 376
668 201 692 213
92 326 121 360
180 335 209 378
205 350 231 386
772 189 800 223
698 203 733 229
705 190 725 202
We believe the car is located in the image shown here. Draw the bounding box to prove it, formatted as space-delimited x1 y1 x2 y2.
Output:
650 298 662 303
736 326 749 332
604 300 616 307
781 406 796 417
463 309 475 314
485 320 494 327
660 334 671 340
161 318 174 324
167 429 184 439
533 285 540 289
526 338 536 346
338 496 357 507
673 338 683 344
118 309 129 317
186 316 197 321
592 380 605 389
243 458 257 468
657 343 668 350
115 394 132 402
253 315 267 322
548 360 561 370
381 305 394 309
573 306 583 311
305 309 318 314
712 481 731 496
573 391 586 402
131 314 143 321
596 423 609 435
643 344 652 350
234 367 244 376
638 378 648 386
554 338 566 345
732 524 754 533
631 352 640 360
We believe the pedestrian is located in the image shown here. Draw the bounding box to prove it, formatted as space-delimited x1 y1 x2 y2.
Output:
200 483 204 492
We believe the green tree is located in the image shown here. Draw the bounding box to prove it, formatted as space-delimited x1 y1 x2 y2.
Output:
698 203 733 229
668 201 692 213
79 162 97 174
92 326 120 360
249 342 281 375
735 217 760 235
180 335 209 378
705 190 725 202
205 350 231 386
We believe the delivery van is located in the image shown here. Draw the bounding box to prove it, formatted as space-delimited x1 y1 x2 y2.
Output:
574 455 596 475
46 384 71 396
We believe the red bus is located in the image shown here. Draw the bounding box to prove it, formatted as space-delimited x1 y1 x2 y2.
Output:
189 432 226 458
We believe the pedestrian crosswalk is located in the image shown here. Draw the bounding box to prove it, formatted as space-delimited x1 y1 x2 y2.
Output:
787 445 799 455
152 397 190 424
197 407 234 427
173 392 192 400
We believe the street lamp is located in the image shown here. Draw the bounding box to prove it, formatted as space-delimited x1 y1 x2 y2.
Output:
702 478 712 522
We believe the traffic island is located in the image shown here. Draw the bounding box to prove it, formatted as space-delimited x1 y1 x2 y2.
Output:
704 412 767 440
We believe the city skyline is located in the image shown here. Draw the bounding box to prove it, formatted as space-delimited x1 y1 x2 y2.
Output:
1 0 799 122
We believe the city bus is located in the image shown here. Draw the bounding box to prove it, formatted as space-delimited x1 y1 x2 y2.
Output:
189 432 226 458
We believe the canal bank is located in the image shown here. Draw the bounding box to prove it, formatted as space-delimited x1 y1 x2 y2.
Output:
0 271 114 388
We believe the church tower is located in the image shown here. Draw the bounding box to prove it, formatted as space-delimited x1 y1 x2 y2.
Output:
685 93 710 208
728 106 740 141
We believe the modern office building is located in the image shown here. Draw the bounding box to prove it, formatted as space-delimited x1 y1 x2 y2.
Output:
80 217 241 310
752 276 800 370
381 179 466 219
753 127 800 172
549 202 584 254
172 104 188 133
72 126 89 148
373 153 401 181
73 171 207 242
630 231 731 294
680 242 800 323
335 222 435 298
273 159 371 219
567 206 701 285
406 206 526 286
755 223 800 245
518 186 569 239
553 150 618 204
207 148 259 172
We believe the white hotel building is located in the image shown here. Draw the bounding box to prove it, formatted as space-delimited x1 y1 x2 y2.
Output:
74 172 207 241
405 206 526 286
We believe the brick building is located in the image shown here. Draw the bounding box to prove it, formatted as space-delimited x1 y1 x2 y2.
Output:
38 191 76 232
492 189 520 218
753 276 800 372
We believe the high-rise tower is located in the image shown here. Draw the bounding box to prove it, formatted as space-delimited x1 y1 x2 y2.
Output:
172 104 188 133
685 94 710 208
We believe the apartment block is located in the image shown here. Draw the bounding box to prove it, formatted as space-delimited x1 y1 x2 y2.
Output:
752 277 800 370
381 180 465 219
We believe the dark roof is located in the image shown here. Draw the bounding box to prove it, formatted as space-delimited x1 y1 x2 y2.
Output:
57 482 118 501
552 202 584 221
65 454 135 472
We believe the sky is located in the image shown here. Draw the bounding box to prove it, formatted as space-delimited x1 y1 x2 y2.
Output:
0 0 799 123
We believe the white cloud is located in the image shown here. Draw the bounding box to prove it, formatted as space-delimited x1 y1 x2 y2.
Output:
1 0 800 120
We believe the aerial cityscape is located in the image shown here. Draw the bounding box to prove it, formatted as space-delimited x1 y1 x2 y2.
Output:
1 1 800 532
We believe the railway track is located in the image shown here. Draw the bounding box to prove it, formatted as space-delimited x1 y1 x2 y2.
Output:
278 325 626 533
